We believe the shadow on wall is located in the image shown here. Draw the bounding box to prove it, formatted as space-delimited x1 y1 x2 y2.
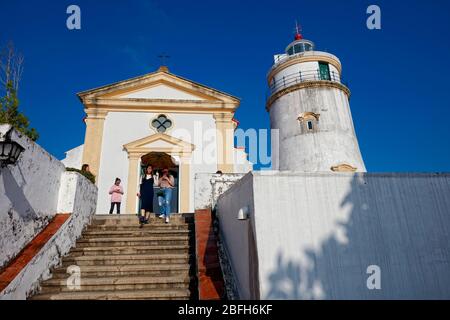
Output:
2 166 37 222
266 174 450 300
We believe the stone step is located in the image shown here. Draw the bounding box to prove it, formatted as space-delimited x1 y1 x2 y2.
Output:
50 264 190 278
92 215 190 227
75 236 189 248
88 224 190 231
28 212 197 300
61 253 190 266
83 229 191 238
30 289 190 300
68 245 190 256
40 275 190 293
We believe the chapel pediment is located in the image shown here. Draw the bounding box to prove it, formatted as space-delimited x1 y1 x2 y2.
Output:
77 66 240 112
114 82 205 101
123 132 195 155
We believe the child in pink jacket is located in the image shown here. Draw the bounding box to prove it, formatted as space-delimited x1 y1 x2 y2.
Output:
109 178 124 214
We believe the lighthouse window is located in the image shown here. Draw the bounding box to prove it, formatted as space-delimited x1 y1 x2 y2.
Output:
319 62 331 80
287 41 314 56
287 46 294 55
298 112 320 134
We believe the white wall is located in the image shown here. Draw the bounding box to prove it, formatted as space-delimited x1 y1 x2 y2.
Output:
97 111 218 214
61 144 84 169
234 148 253 174
215 173 258 299
0 125 65 269
1 172 98 300
194 173 214 210
217 171 450 299
194 173 246 211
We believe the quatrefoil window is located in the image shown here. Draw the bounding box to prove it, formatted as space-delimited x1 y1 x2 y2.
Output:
151 114 173 133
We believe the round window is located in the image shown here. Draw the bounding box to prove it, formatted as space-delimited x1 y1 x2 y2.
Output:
151 114 173 133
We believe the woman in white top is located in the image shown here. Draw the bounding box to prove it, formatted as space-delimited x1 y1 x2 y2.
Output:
157 168 175 223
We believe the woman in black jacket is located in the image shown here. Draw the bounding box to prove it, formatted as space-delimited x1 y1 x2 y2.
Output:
137 165 155 227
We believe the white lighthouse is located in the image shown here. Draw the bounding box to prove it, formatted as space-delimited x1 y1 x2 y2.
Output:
267 26 366 172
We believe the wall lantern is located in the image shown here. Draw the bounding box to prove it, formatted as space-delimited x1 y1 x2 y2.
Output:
0 139 25 167
238 206 250 221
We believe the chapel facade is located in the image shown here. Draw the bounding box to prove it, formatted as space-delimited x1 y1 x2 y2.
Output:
63 66 252 214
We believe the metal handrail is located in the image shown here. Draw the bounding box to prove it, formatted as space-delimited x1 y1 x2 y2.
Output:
267 69 348 97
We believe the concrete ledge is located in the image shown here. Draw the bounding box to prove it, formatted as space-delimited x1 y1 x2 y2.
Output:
0 214 70 293
194 173 245 211
0 172 97 300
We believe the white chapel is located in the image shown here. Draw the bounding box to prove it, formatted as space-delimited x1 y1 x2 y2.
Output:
62 66 252 215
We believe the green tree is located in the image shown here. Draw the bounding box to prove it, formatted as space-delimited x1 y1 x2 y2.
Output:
0 81 39 141
0 42 38 141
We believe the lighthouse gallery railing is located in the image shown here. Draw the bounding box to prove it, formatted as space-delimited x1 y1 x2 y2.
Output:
267 70 348 97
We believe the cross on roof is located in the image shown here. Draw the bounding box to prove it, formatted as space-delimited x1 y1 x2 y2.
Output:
158 53 170 66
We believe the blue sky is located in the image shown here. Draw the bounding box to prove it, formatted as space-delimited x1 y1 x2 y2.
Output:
1 0 450 172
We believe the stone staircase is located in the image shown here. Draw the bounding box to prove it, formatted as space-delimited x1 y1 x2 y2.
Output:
30 214 197 300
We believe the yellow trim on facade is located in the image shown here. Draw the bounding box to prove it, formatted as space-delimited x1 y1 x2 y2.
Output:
331 164 358 172
78 69 240 105
214 112 235 173
103 79 219 102
123 132 195 153
83 100 237 114
179 153 191 213
81 109 108 179
125 154 140 215
298 112 320 122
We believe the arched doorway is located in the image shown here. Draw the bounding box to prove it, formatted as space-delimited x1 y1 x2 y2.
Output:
124 132 195 214
139 152 179 214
